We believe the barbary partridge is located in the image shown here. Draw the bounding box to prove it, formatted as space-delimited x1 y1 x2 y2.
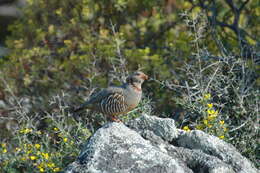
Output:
73 71 148 122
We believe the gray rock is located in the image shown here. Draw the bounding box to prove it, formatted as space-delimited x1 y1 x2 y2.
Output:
66 122 191 173
65 114 258 173
126 114 179 142
177 130 258 173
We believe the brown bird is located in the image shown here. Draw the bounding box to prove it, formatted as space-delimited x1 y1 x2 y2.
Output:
73 71 148 122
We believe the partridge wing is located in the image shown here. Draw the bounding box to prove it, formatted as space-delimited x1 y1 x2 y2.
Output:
99 91 127 115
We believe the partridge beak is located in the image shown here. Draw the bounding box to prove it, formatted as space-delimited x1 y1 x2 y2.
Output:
141 74 148 80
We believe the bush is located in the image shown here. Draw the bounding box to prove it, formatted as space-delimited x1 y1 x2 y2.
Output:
0 0 259 170
0 93 91 172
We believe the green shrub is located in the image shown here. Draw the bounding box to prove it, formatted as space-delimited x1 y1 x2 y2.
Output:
0 93 91 172
0 0 259 170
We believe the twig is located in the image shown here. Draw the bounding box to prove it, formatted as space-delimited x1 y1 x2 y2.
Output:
205 65 220 92
229 119 249 132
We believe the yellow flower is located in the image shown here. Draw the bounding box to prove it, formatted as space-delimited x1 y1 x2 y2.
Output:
3 148 7 153
55 8 62 15
36 131 42 135
219 135 225 139
207 103 213 108
53 167 61 172
15 147 21 152
20 128 33 134
203 93 211 100
207 124 213 128
63 40 72 46
42 153 49 160
35 144 41 149
207 109 214 115
207 109 218 116
47 162 55 168
195 125 203 130
183 126 191 132
21 157 27 161
207 115 217 121
26 128 33 133
26 150 32 154
53 127 59 131
203 119 208 125
63 137 68 142
37 163 45 169
39 167 45 172
30 155 37 160
219 120 225 125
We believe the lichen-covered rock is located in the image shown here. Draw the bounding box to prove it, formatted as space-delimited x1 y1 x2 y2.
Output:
66 122 191 173
177 130 258 173
65 114 258 173
126 114 179 142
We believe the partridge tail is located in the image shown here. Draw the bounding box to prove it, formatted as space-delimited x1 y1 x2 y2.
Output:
73 101 92 113
73 106 84 113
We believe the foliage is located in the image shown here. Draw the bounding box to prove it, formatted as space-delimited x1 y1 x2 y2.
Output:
155 12 259 166
182 93 228 141
0 93 91 172
0 0 259 171
176 54 259 166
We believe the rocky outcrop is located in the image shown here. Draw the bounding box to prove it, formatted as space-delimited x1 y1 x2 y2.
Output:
65 114 258 173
